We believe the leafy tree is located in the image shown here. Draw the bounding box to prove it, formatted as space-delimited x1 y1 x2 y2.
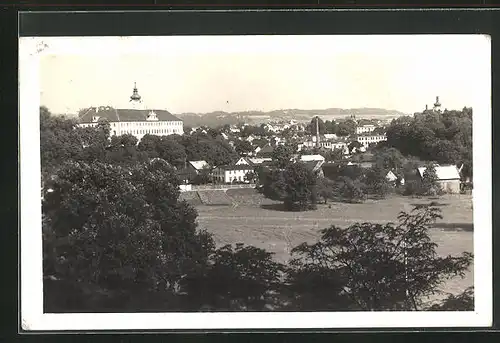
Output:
245 171 257 183
336 119 357 137
77 119 111 163
106 134 149 165
271 144 294 169
374 147 405 173
288 203 473 311
43 159 214 312
40 107 83 176
316 177 337 204
282 162 318 211
307 117 326 135
182 244 285 311
337 176 366 203
157 135 187 169
421 163 440 196
324 120 338 134
137 134 161 158
234 139 253 156
363 165 392 198
181 133 237 167
386 108 472 179
428 287 474 311
256 167 287 201
192 165 213 185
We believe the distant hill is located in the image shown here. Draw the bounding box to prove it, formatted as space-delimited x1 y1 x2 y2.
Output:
175 108 408 128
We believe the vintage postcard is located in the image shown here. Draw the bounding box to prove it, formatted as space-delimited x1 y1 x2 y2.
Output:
19 34 492 330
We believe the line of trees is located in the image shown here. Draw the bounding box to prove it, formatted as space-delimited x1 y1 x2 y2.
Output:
306 117 357 137
41 107 239 176
41 107 473 312
386 107 473 180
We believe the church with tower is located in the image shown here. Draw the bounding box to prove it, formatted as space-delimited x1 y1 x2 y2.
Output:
78 83 184 141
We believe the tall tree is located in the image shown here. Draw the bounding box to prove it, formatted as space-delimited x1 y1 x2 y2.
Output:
282 162 318 211
271 144 294 169
137 134 161 158
234 139 253 156
182 244 285 311
307 117 326 135
40 106 83 175
288 203 473 311
421 163 440 196
363 164 392 198
336 119 357 136
43 159 214 312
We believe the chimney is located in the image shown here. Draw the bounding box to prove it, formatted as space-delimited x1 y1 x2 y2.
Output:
315 116 320 148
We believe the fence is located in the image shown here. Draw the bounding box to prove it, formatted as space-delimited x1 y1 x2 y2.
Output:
185 183 257 192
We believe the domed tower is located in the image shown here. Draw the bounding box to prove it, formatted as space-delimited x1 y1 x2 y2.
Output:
129 82 144 110
433 96 441 113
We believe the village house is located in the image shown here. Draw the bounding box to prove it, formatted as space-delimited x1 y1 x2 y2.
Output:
355 124 376 135
247 157 273 166
256 144 274 158
187 160 210 174
386 170 405 186
212 164 255 184
417 164 461 194
356 134 387 148
176 160 210 184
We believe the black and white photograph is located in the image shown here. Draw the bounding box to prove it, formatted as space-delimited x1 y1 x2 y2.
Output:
20 34 492 330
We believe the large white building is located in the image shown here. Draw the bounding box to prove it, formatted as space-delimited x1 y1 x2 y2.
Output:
356 124 376 135
357 134 387 148
78 83 183 141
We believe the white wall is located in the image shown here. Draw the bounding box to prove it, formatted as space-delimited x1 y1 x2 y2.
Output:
79 120 184 141
356 135 387 147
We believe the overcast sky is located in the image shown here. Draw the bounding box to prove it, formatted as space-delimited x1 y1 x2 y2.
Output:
38 35 490 115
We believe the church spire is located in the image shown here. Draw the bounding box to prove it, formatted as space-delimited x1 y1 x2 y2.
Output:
433 96 441 112
130 82 142 102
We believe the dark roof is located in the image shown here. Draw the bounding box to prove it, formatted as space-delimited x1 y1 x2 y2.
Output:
258 144 274 154
302 160 324 172
79 107 182 123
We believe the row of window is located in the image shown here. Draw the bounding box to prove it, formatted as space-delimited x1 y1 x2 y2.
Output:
118 121 181 127
357 136 386 141
118 128 181 135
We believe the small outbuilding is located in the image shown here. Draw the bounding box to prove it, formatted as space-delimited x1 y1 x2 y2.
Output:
417 164 461 194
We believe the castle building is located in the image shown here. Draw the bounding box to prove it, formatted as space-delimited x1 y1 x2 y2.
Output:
78 83 183 141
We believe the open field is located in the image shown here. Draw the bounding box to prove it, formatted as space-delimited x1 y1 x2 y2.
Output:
191 189 474 299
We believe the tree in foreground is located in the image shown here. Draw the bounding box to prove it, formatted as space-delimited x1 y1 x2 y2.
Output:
287 203 473 311
182 243 285 311
429 286 474 311
43 159 214 312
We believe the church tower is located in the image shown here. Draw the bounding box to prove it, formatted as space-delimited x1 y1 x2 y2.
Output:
433 96 441 113
129 82 144 110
